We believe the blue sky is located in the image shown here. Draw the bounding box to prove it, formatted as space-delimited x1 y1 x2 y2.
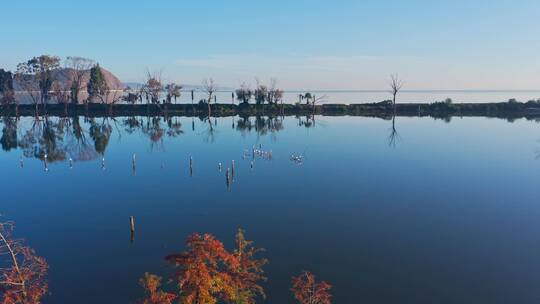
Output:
1 0 539 90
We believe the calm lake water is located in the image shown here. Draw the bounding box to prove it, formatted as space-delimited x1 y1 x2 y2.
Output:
1 114 540 303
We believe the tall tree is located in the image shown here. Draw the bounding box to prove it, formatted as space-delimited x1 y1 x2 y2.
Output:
16 55 60 106
87 64 108 103
64 56 95 104
142 71 163 104
389 74 403 113
267 78 284 105
253 79 268 105
230 229 268 304
202 78 216 117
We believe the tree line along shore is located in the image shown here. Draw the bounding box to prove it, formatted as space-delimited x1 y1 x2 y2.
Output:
1 55 540 120
1 99 540 120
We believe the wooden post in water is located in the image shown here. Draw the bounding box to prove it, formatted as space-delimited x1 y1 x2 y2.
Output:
231 160 235 178
132 154 137 176
130 216 135 242
225 167 231 189
189 156 193 176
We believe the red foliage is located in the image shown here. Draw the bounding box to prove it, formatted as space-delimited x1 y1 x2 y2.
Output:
291 271 332 304
139 272 177 304
165 233 237 304
0 222 48 304
164 230 267 304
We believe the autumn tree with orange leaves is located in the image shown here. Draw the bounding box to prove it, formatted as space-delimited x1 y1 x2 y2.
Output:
291 271 332 304
229 229 268 304
139 272 177 304
0 222 48 304
141 229 267 304
166 233 236 304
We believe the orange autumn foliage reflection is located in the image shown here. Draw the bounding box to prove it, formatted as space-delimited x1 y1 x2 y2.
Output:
291 271 332 304
0 222 48 304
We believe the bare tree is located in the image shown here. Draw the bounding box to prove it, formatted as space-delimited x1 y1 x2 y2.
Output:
106 81 125 107
0 221 48 304
141 70 163 104
51 81 70 112
64 56 95 104
165 83 182 103
267 78 284 105
389 74 403 112
253 78 268 105
202 78 216 116
235 82 252 104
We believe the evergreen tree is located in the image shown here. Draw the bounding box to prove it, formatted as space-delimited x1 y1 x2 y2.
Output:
87 64 108 102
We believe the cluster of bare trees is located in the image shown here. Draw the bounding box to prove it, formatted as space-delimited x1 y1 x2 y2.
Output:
234 78 284 105
132 70 183 106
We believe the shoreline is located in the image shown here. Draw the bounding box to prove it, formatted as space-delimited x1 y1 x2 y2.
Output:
1 101 540 119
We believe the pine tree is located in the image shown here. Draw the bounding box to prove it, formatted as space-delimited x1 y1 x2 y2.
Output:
87 64 108 103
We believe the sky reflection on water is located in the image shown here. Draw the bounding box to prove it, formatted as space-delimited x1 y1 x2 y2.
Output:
0 115 540 303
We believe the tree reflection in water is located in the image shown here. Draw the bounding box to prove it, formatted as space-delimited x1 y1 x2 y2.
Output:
236 116 284 141
1 117 18 151
297 115 316 129
387 115 400 148
1 115 293 165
